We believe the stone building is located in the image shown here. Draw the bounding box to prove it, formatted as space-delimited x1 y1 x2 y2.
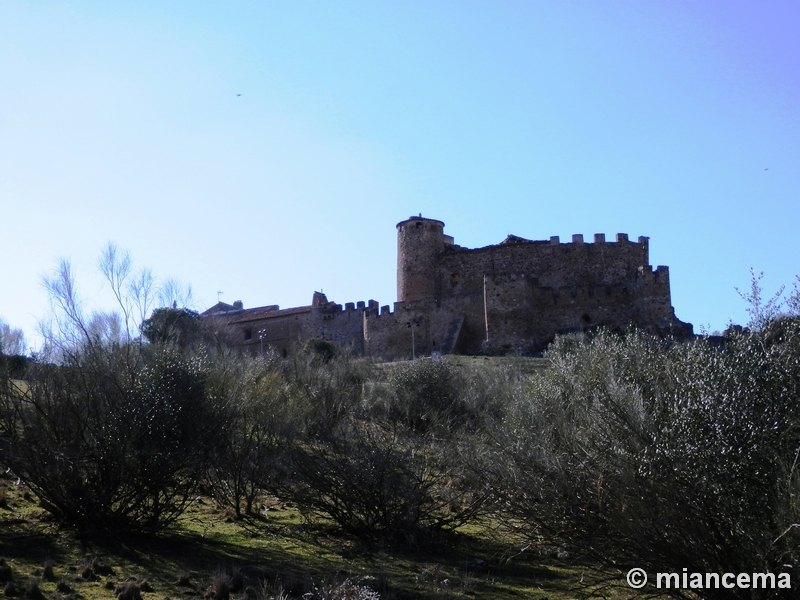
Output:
202 216 692 359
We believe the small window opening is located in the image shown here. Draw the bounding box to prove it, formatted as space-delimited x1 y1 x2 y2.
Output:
244 329 253 340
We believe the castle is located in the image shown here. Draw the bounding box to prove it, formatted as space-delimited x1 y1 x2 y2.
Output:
202 216 693 359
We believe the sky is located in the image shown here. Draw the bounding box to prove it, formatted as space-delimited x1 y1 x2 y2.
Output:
1 0 799 349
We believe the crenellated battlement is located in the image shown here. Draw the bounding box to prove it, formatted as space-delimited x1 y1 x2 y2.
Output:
323 299 384 313
470 231 648 250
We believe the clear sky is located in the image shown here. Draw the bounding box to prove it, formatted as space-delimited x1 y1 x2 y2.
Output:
1 0 798 347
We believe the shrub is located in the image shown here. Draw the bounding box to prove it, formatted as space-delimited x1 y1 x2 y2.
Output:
386 359 465 432
281 352 368 440
501 326 800 597
0 345 222 532
205 354 291 516
299 338 338 363
24 578 44 600
283 418 487 541
205 572 230 600
140 307 202 348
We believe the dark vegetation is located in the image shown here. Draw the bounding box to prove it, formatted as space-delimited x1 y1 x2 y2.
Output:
0 254 799 598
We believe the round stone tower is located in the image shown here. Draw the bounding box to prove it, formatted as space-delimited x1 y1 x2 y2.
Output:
397 216 446 304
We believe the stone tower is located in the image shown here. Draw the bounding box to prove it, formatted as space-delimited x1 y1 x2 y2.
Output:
396 216 447 304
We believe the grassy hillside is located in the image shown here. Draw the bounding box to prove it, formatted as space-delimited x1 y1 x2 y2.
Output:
4 319 799 599
0 473 636 600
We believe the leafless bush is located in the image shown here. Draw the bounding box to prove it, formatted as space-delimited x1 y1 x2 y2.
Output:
0 345 222 532
371 358 509 437
283 417 487 541
0 319 26 357
384 359 463 433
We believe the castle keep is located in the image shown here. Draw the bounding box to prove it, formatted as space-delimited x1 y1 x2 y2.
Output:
203 216 692 359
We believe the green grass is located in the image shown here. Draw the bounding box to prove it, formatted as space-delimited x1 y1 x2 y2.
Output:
0 474 639 600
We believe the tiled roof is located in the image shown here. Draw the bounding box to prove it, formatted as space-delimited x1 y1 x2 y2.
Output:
226 305 312 323
201 301 235 316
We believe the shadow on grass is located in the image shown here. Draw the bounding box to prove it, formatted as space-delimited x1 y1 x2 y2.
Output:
0 502 605 600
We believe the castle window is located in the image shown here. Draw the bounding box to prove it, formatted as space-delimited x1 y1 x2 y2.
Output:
416 222 422 229
244 329 253 341
450 272 460 286
581 314 592 324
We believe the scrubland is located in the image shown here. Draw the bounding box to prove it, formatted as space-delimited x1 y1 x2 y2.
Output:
2 314 799 599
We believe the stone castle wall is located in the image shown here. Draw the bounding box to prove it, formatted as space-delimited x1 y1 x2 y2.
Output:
204 216 692 360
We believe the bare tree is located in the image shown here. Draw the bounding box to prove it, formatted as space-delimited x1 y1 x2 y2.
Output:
99 242 164 340
787 275 800 316
0 319 26 356
157 277 194 310
735 268 785 331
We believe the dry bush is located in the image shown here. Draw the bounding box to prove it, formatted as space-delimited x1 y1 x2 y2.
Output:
0 249 223 533
385 359 463 433
205 354 291 516
500 325 800 599
283 417 488 541
280 352 369 440
0 346 222 532
263 354 494 541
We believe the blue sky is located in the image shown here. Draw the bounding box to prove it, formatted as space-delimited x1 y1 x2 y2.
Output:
1 0 798 346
